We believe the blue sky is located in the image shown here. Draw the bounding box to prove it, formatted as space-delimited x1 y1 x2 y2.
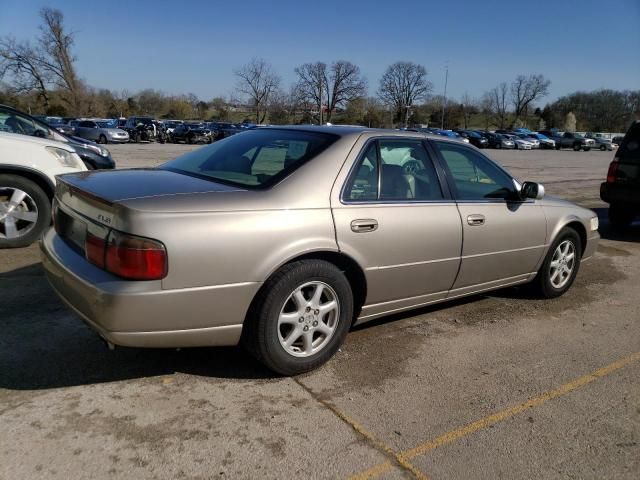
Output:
1 0 639 104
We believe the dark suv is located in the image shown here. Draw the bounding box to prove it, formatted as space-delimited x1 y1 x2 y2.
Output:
600 121 640 230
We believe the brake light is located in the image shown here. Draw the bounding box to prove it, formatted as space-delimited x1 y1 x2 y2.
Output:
85 232 106 268
105 231 167 280
606 159 619 183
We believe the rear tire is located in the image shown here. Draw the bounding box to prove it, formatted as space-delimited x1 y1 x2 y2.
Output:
242 260 353 375
609 204 635 231
573 144 581 151
600 145 607 151
583 147 591 152
530 227 582 299
0 174 51 249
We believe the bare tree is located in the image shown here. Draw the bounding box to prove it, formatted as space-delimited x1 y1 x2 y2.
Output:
510 74 550 125
293 62 326 122
485 82 510 129
460 92 478 129
234 58 281 123
294 60 366 123
36 8 83 113
0 37 50 108
377 61 432 127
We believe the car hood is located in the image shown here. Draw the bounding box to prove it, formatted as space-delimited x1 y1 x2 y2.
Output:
58 168 243 203
105 128 128 134
539 196 595 215
0 131 76 152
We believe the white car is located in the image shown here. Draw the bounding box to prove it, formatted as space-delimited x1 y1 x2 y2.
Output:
504 134 533 150
0 132 86 247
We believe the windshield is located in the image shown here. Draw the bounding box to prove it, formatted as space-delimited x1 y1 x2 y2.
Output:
134 118 153 125
162 129 338 188
96 120 116 128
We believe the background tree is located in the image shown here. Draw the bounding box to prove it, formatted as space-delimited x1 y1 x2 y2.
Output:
484 82 509 129
0 37 51 109
210 96 230 121
294 60 367 123
377 61 432 127
37 8 82 114
234 58 281 123
542 89 639 132
564 112 576 132
293 62 326 123
510 74 550 126
460 92 479 129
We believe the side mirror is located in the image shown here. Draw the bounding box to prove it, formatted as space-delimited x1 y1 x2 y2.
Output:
521 181 545 200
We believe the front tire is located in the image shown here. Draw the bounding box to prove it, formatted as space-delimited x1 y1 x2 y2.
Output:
0 174 51 248
530 227 582 298
600 145 607 151
98 134 108 144
242 260 353 375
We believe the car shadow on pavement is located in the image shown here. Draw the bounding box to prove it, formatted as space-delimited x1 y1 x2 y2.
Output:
0 264 276 391
592 207 640 243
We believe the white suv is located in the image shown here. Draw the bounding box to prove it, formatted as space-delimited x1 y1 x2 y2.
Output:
0 131 86 248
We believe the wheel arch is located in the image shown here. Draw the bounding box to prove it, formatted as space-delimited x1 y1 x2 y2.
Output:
549 217 588 256
251 250 368 322
0 165 55 200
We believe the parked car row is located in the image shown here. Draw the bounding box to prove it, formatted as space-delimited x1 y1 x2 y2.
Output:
410 127 616 152
35 116 252 145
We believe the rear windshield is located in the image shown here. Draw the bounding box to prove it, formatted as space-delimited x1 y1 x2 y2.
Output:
162 129 338 188
619 123 640 162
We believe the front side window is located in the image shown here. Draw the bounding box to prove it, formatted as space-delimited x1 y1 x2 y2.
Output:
163 129 338 188
435 142 517 201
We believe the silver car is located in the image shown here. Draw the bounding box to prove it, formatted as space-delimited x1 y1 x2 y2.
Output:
41 127 600 374
72 119 129 144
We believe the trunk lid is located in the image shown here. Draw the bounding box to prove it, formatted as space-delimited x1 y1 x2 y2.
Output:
53 168 244 257
58 168 242 203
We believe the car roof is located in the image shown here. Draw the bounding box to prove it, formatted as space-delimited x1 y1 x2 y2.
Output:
260 124 453 142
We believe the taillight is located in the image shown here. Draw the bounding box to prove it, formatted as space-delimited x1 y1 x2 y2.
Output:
85 232 106 268
606 158 619 183
105 231 167 280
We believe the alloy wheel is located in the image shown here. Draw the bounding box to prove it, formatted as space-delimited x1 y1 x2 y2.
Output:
277 281 340 357
0 187 39 240
549 240 576 289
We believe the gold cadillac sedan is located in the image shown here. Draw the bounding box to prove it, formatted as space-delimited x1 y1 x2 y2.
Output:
41 126 600 374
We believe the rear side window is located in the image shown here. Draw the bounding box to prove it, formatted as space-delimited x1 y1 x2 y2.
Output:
618 123 640 163
162 129 338 188
344 139 444 202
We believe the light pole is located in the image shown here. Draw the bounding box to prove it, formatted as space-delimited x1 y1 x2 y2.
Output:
441 62 449 129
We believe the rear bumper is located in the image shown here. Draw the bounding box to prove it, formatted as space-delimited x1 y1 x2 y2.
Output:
600 183 640 207
40 228 260 348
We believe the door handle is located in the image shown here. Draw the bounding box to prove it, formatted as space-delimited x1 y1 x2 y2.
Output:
467 214 485 226
351 219 378 233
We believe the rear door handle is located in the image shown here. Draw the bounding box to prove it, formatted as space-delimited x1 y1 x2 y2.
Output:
351 219 378 233
467 214 485 226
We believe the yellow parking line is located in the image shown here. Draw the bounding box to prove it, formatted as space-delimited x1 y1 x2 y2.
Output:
320 398 429 480
350 351 640 480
